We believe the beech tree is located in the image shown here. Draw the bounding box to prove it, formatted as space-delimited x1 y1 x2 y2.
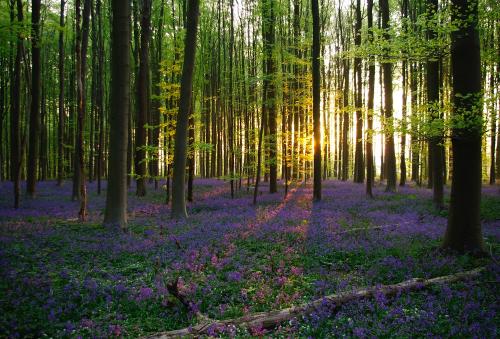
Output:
27 0 41 198
135 0 152 197
427 0 444 209
312 0 321 201
171 0 200 219
443 0 485 253
380 0 397 192
104 0 131 230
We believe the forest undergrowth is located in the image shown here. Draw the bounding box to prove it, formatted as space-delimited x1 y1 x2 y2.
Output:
1 179 499 337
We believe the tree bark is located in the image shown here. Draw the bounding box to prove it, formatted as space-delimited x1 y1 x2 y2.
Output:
96 0 104 195
353 0 364 183
262 0 277 193
135 0 152 197
104 0 131 230
341 59 349 181
427 0 444 209
312 0 321 201
380 0 397 192
57 0 66 186
171 0 200 219
27 0 42 197
76 0 91 220
11 0 23 208
366 0 375 198
443 0 484 253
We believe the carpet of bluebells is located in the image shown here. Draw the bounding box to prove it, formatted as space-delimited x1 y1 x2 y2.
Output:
0 179 499 338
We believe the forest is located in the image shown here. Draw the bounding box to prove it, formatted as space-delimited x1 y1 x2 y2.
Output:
0 0 499 337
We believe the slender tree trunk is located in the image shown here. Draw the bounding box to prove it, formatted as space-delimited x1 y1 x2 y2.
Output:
366 0 375 198
443 0 484 253
489 69 496 184
104 0 131 230
40 78 47 181
410 62 420 184
399 0 409 187
353 0 364 183
96 0 104 195
187 102 194 202
150 0 165 190
262 0 277 193
253 107 265 205
427 0 444 209
228 0 235 198
171 0 200 219
27 0 42 197
341 59 349 181
400 60 407 186
73 0 82 202
380 0 397 192
11 0 23 208
57 0 66 186
312 0 321 201
76 0 91 220
135 0 152 197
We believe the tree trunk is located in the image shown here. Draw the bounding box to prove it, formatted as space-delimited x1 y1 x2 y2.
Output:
410 62 420 184
366 0 375 198
135 0 152 197
341 59 349 181
150 0 165 190
228 0 235 198
312 0 321 201
96 0 104 195
57 0 65 186
187 102 194 202
149 267 485 338
27 0 42 197
104 0 131 230
76 0 91 220
400 60 407 186
253 107 265 205
489 67 496 184
380 0 397 192
443 0 484 253
262 0 277 193
11 0 23 208
353 0 364 183
171 0 200 219
427 0 444 209
399 0 409 187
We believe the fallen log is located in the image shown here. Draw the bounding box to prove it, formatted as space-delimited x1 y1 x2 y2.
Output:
335 220 416 235
145 267 485 338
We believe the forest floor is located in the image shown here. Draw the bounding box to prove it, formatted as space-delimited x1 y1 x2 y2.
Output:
0 179 499 338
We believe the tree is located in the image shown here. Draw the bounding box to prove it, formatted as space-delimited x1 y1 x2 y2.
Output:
380 0 397 192
11 0 23 208
442 0 485 253
135 0 152 197
427 0 444 209
75 0 91 220
57 0 65 186
104 0 131 230
171 0 200 219
96 0 105 195
312 0 321 201
353 0 364 183
27 0 41 198
366 0 375 198
262 0 277 193
399 0 409 187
